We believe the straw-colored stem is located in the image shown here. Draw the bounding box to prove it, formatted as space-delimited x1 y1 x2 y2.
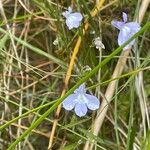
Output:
84 50 130 150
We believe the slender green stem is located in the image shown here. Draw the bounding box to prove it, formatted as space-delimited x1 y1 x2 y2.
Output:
0 98 55 131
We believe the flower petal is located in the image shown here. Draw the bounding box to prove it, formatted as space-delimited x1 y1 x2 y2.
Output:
119 34 135 50
71 12 83 21
84 94 100 110
66 17 74 30
125 22 141 31
74 103 87 117
118 26 130 45
111 21 124 30
62 10 71 18
62 94 77 110
118 22 140 50
122 12 128 22
62 7 72 18
65 13 83 30
118 28 133 50
74 83 86 94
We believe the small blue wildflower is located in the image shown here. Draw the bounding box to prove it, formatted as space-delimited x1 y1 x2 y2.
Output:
62 7 83 30
111 12 141 50
62 84 100 117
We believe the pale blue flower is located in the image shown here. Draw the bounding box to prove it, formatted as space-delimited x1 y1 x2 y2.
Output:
62 84 100 117
111 12 141 50
62 7 83 30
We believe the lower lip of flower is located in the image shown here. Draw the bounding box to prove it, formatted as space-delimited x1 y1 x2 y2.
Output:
122 25 131 33
76 94 88 104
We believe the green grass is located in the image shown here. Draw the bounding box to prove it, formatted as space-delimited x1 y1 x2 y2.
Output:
0 0 150 150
